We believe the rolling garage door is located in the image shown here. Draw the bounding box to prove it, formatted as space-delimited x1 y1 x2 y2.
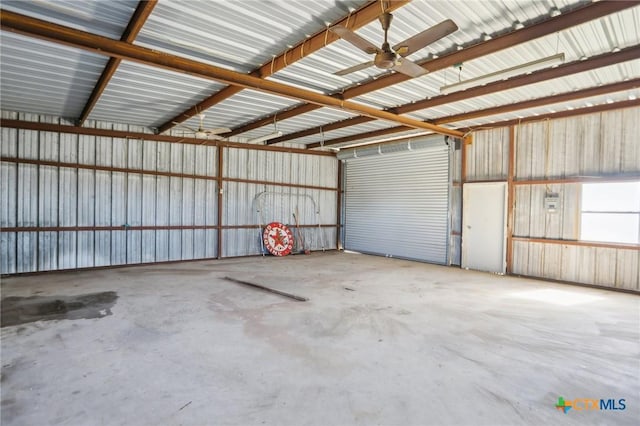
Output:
340 137 451 264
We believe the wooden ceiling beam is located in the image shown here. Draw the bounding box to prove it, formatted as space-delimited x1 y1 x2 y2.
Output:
156 0 410 134
307 79 640 148
1 10 463 138
78 0 157 125
228 1 636 137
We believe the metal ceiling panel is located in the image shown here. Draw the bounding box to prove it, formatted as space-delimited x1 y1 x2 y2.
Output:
329 129 430 150
409 61 640 123
201 89 301 131
0 0 137 38
267 0 594 96
89 61 226 128
135 0 367 73
0 31 108 118
452 89 640 129
291 119 399 146
238 107 358 141
1 0 637 149
350 6 640 111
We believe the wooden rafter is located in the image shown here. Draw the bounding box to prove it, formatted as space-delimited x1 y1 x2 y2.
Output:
292 48 640 147
78 0 157 125
229 0 637 138
0 10 463 138
156 0 411 134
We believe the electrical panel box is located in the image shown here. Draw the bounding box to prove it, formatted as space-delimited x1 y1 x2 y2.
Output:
544 192 560 212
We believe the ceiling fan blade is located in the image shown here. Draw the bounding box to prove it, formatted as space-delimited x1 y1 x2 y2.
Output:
392 58 428 78
330 25 380 55
204 127 232 135
172 122 198 133
334 60 375 76
393 19 458 57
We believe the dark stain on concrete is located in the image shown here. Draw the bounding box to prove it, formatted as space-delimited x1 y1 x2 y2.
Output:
1 292 118 327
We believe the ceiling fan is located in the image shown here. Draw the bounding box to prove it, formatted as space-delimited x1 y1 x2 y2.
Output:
330 13 458 78
173 113 230 139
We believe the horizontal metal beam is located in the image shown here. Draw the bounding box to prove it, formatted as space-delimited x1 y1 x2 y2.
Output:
513 175 640 186
0 119 335 156
308 125 413 149
280 68 640 146
0 224 337 233
512 237 639 251
158 0 410 133
433 78 640 125
311 99 640 150
0 157 339 190
227 104 320 137
397 46 640 114
345 1 639 99
229 1 636 137
307 74 640 148
2 10 461 138
464 98 640 130
266 116 375 145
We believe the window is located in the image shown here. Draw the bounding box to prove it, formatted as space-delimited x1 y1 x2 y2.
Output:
580 181 640 244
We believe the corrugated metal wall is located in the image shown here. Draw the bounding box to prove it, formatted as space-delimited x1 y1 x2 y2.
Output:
222 148 337 257
457 107 640 291
511 108 640 291
1 111 338 274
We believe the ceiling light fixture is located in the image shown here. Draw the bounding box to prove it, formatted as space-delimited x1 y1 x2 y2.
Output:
440 53 565 95
248 131 283 144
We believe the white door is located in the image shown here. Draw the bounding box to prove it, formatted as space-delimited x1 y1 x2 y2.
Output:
461 182 507 274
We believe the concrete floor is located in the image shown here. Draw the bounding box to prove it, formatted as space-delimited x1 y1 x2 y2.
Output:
1 252 638 426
